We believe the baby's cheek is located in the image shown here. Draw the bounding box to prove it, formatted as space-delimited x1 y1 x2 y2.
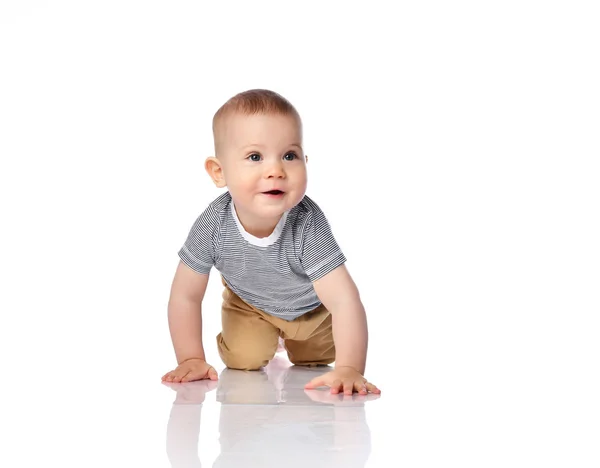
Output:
235 178 259 194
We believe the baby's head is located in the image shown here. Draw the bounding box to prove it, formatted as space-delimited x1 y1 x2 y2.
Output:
205 89 308 237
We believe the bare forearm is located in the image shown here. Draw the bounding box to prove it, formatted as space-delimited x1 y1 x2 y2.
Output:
331 301 368 374
168 298 206 364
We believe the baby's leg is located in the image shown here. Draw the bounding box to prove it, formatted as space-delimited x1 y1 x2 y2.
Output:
283 306 335 367
216 287 279 371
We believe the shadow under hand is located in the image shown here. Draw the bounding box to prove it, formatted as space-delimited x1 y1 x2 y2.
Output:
164 379 218 468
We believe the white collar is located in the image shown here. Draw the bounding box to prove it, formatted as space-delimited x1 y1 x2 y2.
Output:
230 202 288 247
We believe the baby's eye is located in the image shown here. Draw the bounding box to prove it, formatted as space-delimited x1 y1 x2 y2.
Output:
284 152 297 161
248 153 261 162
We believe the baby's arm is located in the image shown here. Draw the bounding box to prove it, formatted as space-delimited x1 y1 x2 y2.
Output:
162 261 217 382
313 265 367 373
308 265 380 394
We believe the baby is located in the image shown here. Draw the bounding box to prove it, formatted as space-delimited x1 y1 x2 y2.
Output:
161 89 380 395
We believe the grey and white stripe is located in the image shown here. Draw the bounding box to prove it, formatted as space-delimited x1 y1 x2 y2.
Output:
178 191 346 320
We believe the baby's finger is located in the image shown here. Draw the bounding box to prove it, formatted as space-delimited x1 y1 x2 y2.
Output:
179 370 193 382
343 380 354 395
355 381 368 395
207 366 219 381
171 370 188 383
304 376 327 389
330 379 343 394
366 382 381 394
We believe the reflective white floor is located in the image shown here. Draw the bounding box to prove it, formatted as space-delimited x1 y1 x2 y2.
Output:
2 305 599 468
165 356 379 467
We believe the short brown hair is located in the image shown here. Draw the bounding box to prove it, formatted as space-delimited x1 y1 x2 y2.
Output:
212 89 302 154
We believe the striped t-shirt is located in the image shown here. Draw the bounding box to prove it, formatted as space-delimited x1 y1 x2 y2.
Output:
178 191 346 320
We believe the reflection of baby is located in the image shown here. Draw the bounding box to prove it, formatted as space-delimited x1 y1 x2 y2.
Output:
164 358 376 468
164 380 218 468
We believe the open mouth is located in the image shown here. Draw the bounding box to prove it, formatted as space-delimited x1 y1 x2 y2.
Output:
263 190 284 195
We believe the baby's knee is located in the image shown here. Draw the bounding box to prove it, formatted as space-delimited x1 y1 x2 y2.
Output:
223 353 270 371
286 341 335 367
217 334 276 370
288 355 334 367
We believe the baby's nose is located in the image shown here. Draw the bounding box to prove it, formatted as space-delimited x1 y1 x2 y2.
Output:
265 161 285 178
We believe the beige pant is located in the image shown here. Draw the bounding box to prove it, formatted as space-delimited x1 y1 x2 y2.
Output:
217 277 335 370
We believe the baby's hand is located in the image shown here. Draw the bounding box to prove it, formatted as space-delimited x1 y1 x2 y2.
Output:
161 358 218 383
304 366 381 395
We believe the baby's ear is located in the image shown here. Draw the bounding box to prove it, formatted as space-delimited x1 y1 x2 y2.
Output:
205 156 227 188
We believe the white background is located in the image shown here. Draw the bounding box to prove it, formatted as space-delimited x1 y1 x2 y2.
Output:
1 1 599 466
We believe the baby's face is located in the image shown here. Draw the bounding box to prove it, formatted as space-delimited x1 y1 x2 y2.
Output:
217 112 307 228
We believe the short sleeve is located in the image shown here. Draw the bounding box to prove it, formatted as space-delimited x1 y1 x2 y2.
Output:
177 206 219 275
300 201 346 281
